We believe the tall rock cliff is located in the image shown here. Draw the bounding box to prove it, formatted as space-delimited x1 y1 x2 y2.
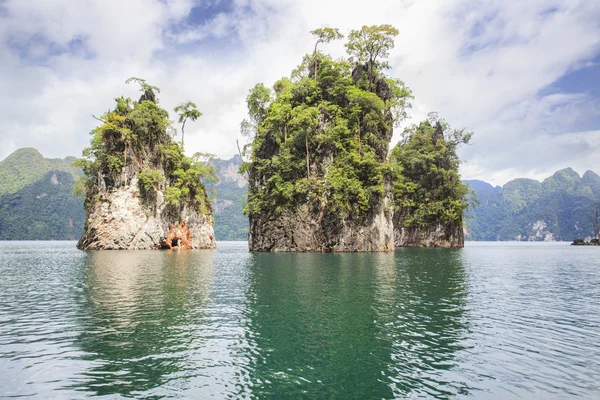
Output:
243 26 412 252
245 65 398 252
76 83 216 250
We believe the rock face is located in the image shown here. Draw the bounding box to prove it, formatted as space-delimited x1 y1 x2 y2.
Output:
161 221 197 249
249 186 394 252
77 178 215 250
393 221 464 248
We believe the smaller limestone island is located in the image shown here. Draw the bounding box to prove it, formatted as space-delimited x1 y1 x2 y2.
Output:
241 25 471 252
75 78 217 250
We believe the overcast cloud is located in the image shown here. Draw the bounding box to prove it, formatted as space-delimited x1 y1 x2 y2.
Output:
1 0 599 186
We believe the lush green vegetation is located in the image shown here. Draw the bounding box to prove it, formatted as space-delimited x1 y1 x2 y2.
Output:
241 25 473 229
0 171 84 240
465 169 600 241
242 25 412 220
74 78 216 214
390 114 472 228
0 148 80 196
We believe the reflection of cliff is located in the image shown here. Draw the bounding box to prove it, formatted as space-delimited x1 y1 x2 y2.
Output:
240 250 469 398
72 250 214 397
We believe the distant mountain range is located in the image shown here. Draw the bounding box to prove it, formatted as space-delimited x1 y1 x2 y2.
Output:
0 148 597 241
464 168 600 241
207 155 248 241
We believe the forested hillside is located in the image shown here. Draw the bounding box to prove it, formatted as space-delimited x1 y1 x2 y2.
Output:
0 171 84 240
465 168 600 241
0 148 80 195
0 149 84 240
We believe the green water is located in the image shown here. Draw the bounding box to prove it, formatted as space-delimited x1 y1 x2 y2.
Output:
0 241 599 399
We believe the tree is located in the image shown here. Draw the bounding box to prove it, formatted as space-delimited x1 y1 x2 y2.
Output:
239 84 272 158
174 101 202 150
345 25 399 86
310 27 343 79
125 77 161 103
246 83 272 124
424 111 472 151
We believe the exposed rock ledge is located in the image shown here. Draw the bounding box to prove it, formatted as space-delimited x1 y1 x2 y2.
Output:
394 222 464 248
77 177 216 250
249 201 394 253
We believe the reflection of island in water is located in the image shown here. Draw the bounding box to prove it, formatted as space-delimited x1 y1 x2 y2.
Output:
67 246 470 398
72 250 214 397
240 249 470 399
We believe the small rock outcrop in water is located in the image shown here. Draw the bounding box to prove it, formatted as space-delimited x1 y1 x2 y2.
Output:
241 25 470 252
571 238 600 246
75 80 216 250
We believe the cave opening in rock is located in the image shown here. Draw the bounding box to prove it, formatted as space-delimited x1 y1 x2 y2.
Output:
171 238 179 247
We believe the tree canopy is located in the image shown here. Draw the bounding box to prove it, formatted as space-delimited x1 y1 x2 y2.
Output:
345 25 399 71
311 27 344 53
174 101 202 149
125 77 161 94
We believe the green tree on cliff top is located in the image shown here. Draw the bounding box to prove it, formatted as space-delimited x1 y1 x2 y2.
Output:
310 27 344 79
174 101 202 150
346 24 399 88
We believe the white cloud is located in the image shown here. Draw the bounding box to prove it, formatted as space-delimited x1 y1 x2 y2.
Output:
0 0 599 186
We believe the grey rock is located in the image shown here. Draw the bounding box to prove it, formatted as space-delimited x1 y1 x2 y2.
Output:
249 182 394 253
393 222 464 248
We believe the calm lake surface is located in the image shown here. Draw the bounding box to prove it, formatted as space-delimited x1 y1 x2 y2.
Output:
0 241 599 399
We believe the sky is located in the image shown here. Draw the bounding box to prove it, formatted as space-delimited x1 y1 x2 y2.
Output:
0 0 599 186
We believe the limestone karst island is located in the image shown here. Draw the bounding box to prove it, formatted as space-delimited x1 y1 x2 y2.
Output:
75 25 470 252
75 78 217 250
